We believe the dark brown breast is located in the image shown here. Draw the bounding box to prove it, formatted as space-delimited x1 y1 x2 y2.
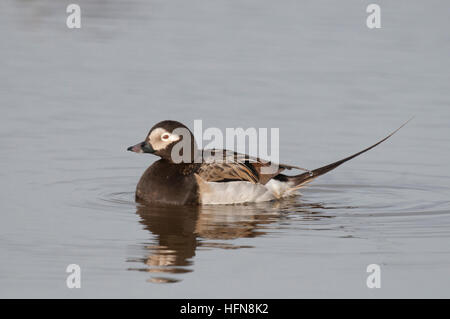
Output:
135 159 200 206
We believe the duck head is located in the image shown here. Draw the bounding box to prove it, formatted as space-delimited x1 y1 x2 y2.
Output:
127 120 199 163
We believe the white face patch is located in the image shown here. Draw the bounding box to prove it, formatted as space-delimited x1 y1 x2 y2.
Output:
148 128 181 151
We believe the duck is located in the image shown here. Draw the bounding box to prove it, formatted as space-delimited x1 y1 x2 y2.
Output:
127 120 409 205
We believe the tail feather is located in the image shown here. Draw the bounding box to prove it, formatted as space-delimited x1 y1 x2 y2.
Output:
285 118 413 189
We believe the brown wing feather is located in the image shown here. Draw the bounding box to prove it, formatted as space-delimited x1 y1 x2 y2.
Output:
197 149 309 184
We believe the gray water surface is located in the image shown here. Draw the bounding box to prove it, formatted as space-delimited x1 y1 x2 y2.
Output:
1 0 450 298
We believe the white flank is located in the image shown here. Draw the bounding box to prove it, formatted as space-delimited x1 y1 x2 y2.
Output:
196 176 299 205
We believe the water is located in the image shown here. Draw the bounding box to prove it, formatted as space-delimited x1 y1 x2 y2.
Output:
1 0 450 298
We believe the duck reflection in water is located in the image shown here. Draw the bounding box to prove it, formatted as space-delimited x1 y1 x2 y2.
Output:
127 198 332 283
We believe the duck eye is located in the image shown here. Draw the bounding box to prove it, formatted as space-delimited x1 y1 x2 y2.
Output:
161 134 170 141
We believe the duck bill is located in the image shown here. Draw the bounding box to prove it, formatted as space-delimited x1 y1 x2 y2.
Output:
127 141 155 154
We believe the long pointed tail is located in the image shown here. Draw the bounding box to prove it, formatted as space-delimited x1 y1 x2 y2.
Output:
286 118 413 188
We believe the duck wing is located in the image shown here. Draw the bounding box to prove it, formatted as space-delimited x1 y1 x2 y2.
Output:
196 149 309 184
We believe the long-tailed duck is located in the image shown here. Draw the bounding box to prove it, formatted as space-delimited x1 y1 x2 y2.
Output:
127 120 409 205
